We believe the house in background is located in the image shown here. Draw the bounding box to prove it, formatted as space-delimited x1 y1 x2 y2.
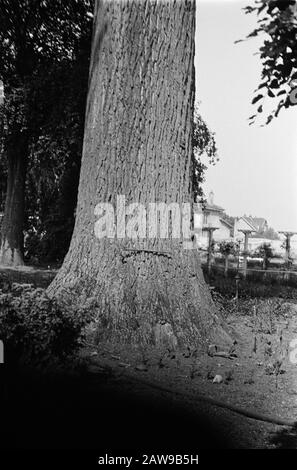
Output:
233 217 257 241
202 191 225 230
241 216 269 238
194 191 233 248
249 217 268 235
194 192 277 252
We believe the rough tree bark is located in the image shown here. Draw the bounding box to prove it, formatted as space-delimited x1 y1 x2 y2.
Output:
0 131 28 266
49 0 232 350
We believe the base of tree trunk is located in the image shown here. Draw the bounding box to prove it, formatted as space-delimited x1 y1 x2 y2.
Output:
48 243 233 351
0 242 24 267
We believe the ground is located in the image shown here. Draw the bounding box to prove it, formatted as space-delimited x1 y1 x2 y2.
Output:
82 297 297 449
1 266 297 449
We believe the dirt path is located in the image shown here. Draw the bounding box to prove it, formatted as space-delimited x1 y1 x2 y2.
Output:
82 299 297 449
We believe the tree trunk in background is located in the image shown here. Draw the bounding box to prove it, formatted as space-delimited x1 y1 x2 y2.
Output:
49 0 231 350
0 132 28 266
224 255 229 278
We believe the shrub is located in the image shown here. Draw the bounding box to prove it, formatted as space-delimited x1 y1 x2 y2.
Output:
255 243 274 270
0 285 94 367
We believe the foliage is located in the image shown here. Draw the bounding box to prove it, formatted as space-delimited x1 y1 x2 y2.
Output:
204 267 297 299
0 1 94 263
0 0 94 82
24 53 90 263
221 213 235 228
249 224 279 240
256 226 280 240
0 285 94 366
0 0 94 137
192 106 219 201
241 0 297 124
256 242 274 269
218 240 239 257
256 242 274 256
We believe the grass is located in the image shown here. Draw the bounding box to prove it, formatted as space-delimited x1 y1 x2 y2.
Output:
0 265 57 289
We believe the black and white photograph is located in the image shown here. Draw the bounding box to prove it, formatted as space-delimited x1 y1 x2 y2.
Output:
1 0 297 459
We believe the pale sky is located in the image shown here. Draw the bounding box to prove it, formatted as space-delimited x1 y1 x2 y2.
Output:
195 0 297 232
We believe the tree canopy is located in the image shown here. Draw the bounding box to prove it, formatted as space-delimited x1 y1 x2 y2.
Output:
242 0 297 124
0 0 93 80
192 107 218 201
0 0 94 264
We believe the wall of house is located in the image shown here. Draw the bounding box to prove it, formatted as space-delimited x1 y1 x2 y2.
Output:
203 211 221 228
214 224 232 241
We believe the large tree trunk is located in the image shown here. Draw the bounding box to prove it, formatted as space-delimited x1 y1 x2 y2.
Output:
49 0 231 350
0 132 28 266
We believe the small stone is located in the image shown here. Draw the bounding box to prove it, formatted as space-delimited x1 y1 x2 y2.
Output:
213 374 223 384
111 355 120 361
208 344 217 357
90 351 98 357
135 364 148 372
119 362 130 368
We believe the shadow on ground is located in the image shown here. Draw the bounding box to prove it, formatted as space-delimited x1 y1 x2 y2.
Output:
269 426 297 449
0 365 236 450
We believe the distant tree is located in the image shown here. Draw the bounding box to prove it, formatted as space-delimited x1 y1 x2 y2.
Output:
221 213 235 229
256 242 274 270
218 241 238 277
240 0 297 125
263 226 280 240
192 107 218 201
250 225 280 240
24 44 91 264
0 0 93 265
280 239 294 267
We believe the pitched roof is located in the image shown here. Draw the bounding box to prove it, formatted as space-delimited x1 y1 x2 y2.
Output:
250 217 268 232
241 217 268 233
220 217 233 229
237 216 258 232
203 202 224 212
